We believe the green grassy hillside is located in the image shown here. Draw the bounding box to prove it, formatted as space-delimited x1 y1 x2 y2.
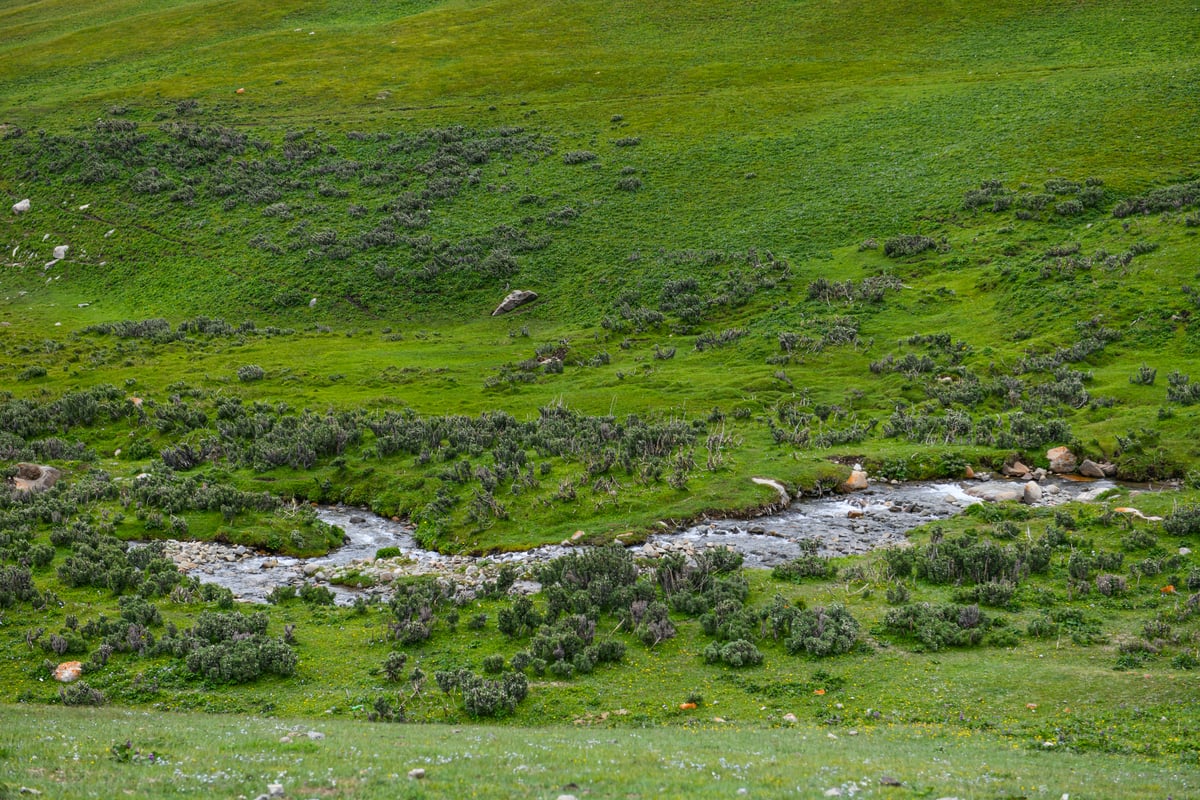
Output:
0 2 1199 794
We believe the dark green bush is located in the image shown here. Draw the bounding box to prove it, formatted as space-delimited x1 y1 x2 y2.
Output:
772 540 837 581
236 364 265 382
883 234 937 258
435 668 529 717
185 636 297 683
59 681 105 706
382 651 408 682
883 603 990 650
266 585 298 604
953 580 1016 608
299 584 335 605
0 565 40 607
785 604 860 657
1164 505 1200 537
703 638 764 667
497 594 542 638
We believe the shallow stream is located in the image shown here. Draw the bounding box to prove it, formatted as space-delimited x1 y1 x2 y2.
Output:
161 477 1122 602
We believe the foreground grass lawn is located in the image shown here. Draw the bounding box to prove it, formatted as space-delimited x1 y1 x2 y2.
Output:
2 704 1197 799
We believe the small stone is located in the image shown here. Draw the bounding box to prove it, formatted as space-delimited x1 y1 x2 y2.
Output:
880 775 902 786
53 245 68 260
1181 547 1192 557
279 736 292 743
782 713 798 723
267 783 284 797
1022 481 1042 505
1078 459 1105 479
1002 460 1030 477
306 730 325 740
408 768 426 780
53 661 83 682
12 198 30 214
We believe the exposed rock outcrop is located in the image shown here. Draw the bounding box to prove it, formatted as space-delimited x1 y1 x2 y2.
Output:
10 463 61 494
491 289 538 316
1047 446 1077 474
752 477 790 506
838 470 869 493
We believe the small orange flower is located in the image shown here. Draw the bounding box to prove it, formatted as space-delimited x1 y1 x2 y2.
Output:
679 702 697 710
1162 585 1177 594
813 689 826 696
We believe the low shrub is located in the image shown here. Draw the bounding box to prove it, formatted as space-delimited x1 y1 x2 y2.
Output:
883 603 991 650
785 604 860 657
703 638 764 667
883 234 937 258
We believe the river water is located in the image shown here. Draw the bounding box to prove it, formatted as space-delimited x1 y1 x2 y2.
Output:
162 477 1122 602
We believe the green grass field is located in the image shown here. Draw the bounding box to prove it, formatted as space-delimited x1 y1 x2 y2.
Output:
1 0 1199 796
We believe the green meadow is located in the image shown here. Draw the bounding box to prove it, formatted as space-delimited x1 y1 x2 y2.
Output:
1 1 1199 796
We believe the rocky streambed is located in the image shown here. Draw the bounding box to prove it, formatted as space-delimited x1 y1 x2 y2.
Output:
158 476 1132 603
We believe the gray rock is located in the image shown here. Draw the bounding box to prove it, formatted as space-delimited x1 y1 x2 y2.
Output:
12 198 29 214
1001 460 1030 478
267 783 285 797
964 483 1023 503
306 730 325 740
491 289 538 316
53 245 68 260
10 463 61 494
407 768 426 780
1078 459 1105 479
1022 481 1042 505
